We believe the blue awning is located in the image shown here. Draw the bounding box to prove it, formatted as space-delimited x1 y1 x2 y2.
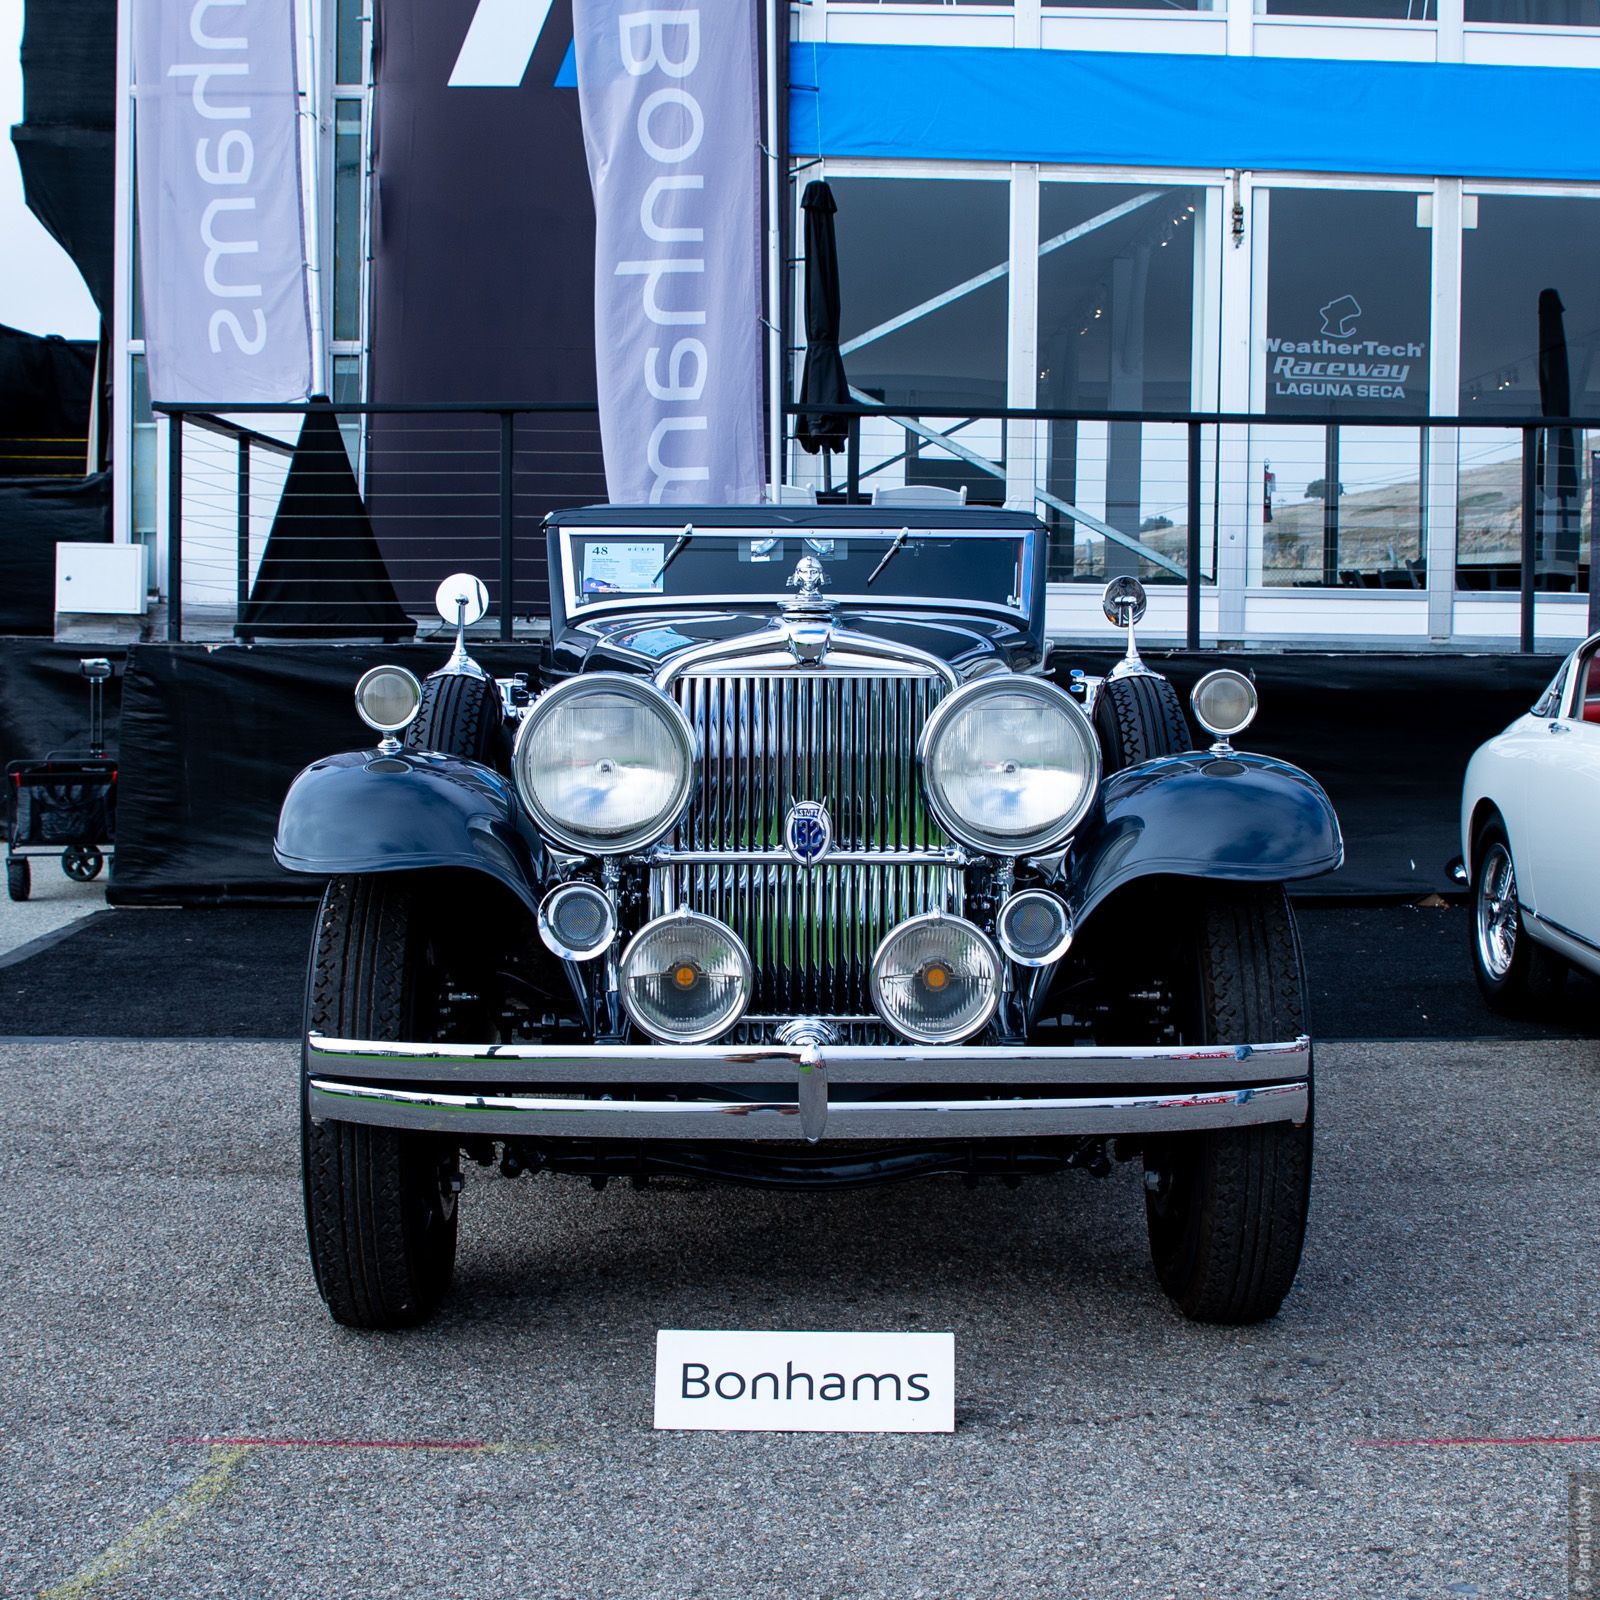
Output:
789 42 1600 183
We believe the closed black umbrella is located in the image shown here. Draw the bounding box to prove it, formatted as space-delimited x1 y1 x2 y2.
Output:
1537 287 1580 571
796 181 849 456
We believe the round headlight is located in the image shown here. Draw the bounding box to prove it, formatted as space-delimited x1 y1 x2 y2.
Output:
918 677 1100 855
620 911 752 1043
1191 669 1258 741
870 913 1001 1045
538 882 616 962
354 665 422 734
996 890 1074 967
513 673 696 854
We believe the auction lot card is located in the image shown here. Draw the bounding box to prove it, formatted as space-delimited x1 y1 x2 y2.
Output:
654 1330 955 1433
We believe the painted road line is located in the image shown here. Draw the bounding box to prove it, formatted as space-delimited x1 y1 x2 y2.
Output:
1360 1435 1600 1447
170 1435 507 1452
39 1445 253 1600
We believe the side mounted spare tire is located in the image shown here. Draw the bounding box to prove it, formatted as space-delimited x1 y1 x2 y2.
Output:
1095 671 1192 773
405 671 505 767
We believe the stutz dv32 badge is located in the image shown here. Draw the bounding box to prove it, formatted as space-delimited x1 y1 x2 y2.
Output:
784 800 833 867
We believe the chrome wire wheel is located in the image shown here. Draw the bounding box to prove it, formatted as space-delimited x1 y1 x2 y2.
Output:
1474 841 1519 981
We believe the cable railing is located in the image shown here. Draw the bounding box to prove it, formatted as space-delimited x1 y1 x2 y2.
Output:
785 399 1600 650
153 398 1600 651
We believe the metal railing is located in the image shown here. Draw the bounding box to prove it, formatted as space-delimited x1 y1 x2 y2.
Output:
154 397 1600 651
786 399 1600 651
156 401 603 644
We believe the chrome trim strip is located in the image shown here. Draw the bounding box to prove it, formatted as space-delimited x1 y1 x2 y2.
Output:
1526 908 1600 956
644 847 969 867
306 1032 1311 1086
654 622 959 692
307 1077 1310 1142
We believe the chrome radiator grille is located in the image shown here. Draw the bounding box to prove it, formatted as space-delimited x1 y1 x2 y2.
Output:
653 670 961 1016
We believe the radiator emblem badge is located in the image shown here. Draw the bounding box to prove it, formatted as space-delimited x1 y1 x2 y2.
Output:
784 801 834 867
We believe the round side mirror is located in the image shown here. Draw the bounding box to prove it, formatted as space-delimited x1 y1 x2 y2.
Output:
1101 576 1148 629
435 573 489 628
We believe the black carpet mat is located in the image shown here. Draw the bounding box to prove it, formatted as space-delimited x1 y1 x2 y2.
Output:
2 901 1595 1042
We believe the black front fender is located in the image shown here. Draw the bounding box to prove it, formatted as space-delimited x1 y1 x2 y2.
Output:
1068 751 1343 924
274 750 548 913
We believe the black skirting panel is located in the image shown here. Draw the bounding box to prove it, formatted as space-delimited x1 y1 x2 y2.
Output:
0 638 1557 904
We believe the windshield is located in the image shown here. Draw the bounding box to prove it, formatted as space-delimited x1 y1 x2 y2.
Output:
564 529 1029 616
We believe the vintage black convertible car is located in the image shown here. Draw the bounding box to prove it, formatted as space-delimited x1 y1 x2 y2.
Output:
277 506 1342 1330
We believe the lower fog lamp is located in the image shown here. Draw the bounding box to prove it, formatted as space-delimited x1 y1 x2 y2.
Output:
620 911 752 1044
870 912 1001 1045
996 890 1074 967
538 882 616 962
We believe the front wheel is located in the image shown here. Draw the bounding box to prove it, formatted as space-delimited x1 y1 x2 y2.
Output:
1143 885 1313 1324
301 875 459 1329
1471 824 1565 1015
6 858 29 901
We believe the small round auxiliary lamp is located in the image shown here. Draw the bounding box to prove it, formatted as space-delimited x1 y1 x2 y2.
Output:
354 665 423 754
1190 668 1258 755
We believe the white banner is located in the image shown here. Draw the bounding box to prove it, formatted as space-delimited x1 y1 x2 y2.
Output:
133 0 313 404
573 0 766 504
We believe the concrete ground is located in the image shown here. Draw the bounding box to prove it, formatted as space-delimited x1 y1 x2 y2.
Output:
0 860 105 962
2 1034 1596 1599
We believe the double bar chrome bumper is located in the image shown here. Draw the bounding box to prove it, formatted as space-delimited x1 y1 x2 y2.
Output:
306 1033 1311 1143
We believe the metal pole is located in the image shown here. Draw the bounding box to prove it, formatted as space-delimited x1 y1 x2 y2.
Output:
763 0 783 497
1322 423 1340 588
1186 420 1202 650
1521 424 1537 653
499 411 515 641
1590 449 1600 635
236 434 251 616
167 412 183 642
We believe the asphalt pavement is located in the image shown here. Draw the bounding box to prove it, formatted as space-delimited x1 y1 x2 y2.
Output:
3 1034 1597 1599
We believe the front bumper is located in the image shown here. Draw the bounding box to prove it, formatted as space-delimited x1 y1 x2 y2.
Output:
306 1033 1311 1144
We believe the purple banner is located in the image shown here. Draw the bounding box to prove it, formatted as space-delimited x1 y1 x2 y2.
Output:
133 0 312 403
573 0 765 503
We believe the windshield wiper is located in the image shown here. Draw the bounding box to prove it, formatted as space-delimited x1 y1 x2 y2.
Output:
652 522 694 584
866 526 912 587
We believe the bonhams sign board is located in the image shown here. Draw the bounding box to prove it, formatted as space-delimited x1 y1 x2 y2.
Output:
133 0 312 404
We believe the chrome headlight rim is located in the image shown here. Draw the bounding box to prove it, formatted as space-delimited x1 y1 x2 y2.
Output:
917 674 1101 856
1191 668 1259 741
353 665 423 734
869 911 1003 1046
511 671 697 855
619 909 754 1045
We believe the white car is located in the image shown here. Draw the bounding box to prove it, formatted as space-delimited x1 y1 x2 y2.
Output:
1461 630 1600 1011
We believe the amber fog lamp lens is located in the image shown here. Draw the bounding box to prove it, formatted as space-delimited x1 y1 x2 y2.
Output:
354 665 422 734
620 912 752 1044
870 913 1001 1045
1191 669 1258 741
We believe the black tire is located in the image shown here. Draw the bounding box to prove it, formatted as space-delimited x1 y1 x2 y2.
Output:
1144 885 1313 1324
6 858 29 901
1095 673 1192 774
62 846 104 882
405 672 504 767
1470 822 1565 1015
301 875 459 1329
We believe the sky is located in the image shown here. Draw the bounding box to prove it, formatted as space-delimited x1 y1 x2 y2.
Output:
0 0 101 339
